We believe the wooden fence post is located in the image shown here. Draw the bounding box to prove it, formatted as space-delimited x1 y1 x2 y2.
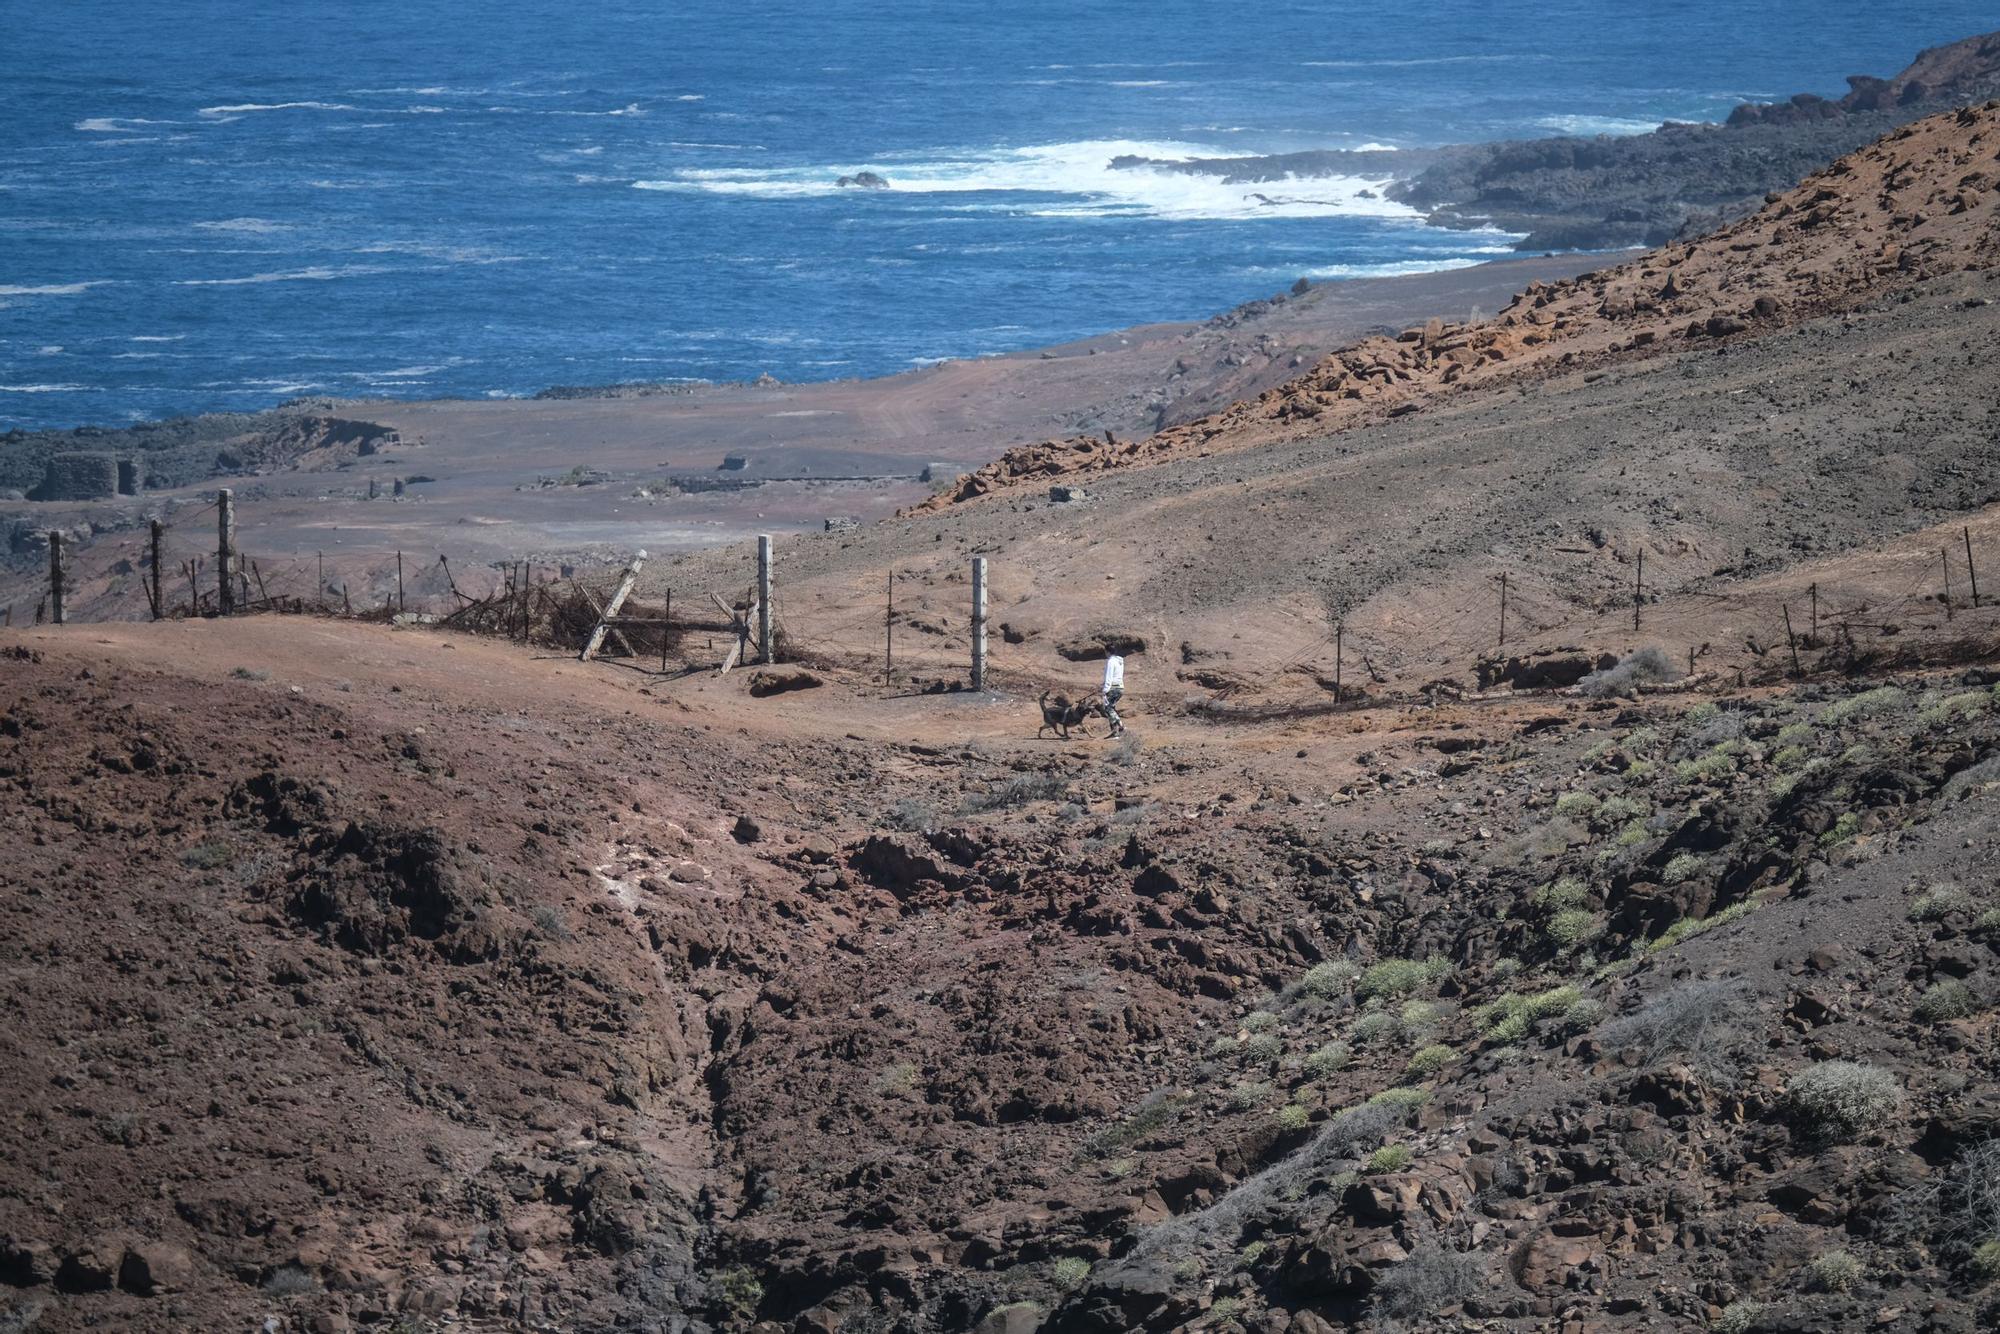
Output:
1782 605 1803 678
1633 549 1643 632
1497 572 1508 650
149 520 164 621
885 570 894 683
47 531 64 625
216 488 235 615
971 557 988 691
1966 527 1981 609
757 533 773 663
396 551 405 613
1941 548 1955 621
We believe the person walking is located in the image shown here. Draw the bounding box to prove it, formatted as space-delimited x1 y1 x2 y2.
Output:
1099 653 1125 738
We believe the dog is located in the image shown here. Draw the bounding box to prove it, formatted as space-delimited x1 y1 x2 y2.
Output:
1038 690 1101 739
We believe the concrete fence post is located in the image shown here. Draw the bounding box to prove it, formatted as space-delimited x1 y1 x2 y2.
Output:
757 533 774 663
971 556 988 691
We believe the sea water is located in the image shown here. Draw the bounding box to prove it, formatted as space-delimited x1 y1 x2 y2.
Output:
1 0 1991 429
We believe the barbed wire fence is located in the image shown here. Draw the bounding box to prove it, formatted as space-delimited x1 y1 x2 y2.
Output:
12 493 1999 708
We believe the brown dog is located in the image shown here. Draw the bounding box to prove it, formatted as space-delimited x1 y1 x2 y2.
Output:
1038 690 1099 739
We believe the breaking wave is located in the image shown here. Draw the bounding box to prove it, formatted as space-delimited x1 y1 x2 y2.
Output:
634 139 1419 222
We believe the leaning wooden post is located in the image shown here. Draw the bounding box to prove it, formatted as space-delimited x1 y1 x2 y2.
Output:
579 550 646 662
216 488 235 615
1782 605 1803 678
885 570 894 683
1966 527 1981 609
1497 572 1508 650
970 556 989 691
47 531 64 625
1333 619 1344 701
148 520 164 621
1633 549 1643 632
396 551 405 613
1941 548 1955 621
756 533 774 663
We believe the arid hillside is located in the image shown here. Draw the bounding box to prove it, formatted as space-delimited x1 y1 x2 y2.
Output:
4 96 2000 1334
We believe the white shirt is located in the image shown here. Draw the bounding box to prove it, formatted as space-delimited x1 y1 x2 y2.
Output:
1101 654 1125 692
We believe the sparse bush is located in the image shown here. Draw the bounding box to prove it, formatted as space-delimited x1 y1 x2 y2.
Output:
530 904 571 941
1242 1010 1280 1033
1820 812 1863 846
230 665 271 682
1774 722 1813 748
1547 908 1601 951
1108 802 1155 825
1304 1041 1352 1079
1714 1300 1765 1334
1684 701 1720 726
1205 1296 1241 1323
1785 1061 1901 1142
1561 997 1607 1031
1275 1102 1312 1132
1595 794 1648 826
1580 647 1676 698
1229 1079 1273 1111
1772 744 1809 770
1107 734 1144 765
884 797 934 832
1805 1250 1862 1293
1977 907 2000 933
1298 959 1359 998
1051 1256 1091 1290
960 773 1070 814
1358 958 1432 1000
1398 1000 1440 1030
1371 1246 1484 1320
1891 1140 2000 1276
1365 1144 1412 1173
1600 979 1745 1072
1405 1044 1454 1080
1082 1088 1189 1159
1916 979 1980 1023
1171 1257 1204 1282
1661 852 1706 884
1491 957 1523 983
263 1266 318 1296
180 841 233 869
1910 885 1973 921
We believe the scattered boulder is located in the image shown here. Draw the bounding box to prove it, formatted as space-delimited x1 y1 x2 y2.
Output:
747 668 823 698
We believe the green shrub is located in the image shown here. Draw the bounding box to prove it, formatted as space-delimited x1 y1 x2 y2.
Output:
1977 907 2000 933
1774 722 1813 748
1823 686 1906 725
1275 1102 1312 1132
1684 702 1720 726
1228 1080 1273 1111
1534 876 1590 911
1646 900 1756 953
1398 1000 1440 1029
1805 1250 1862 1293
1350 1012 1399 1045
1404 1044 1454 1080
1364 1144 1412 1173
1915 979 1980 1023
1547 908 1601 950
1661 852 1706 884
1595 794 1648 826
180 841 233 869
1785 1061 1901 1142
1917 690 1989 728
1491 957 1523 983
1909 885 1972 921
1051 1257 1091 1290
1820 812 1863 846
1242 1033 1283 1065
1298 959 1359 998
1973 1239 2000 1281
1358 958 1431 1000
719 1266 764 1318
1304 1041 1352 1078
1237 1241 1267 1268
1242 1010 1280 1033
1554 791 1600 820
1676 751 1736 783
1714 1300 1765 1334
960 773 1070 814
1366 1086 1429 1108
1772 745 1809 771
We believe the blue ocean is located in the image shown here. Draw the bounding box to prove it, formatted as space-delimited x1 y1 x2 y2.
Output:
2 1 1992 430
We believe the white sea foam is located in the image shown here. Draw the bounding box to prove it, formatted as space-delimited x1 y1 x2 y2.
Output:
195 217 290 233
633 138 1420 222
0 281 111 297
1295 257 1491 280
35 345 63 355
175 264 388 286
0 383 93 393
199 101 357 117
1535 114 1661 137
76 116 181 133
130 335 187 342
